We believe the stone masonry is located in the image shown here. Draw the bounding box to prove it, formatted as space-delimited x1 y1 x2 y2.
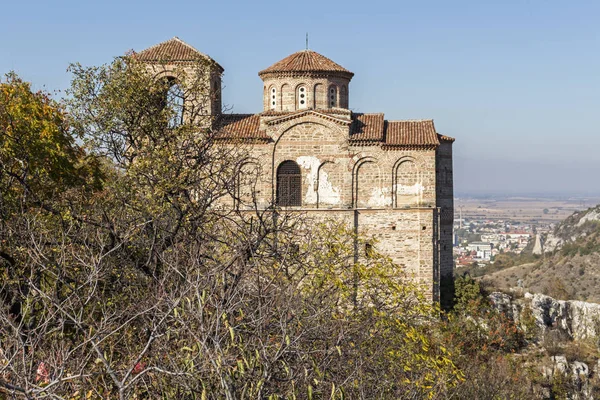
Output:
135 37 456 301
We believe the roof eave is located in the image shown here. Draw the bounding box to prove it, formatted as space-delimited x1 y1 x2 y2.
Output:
258 70 354 80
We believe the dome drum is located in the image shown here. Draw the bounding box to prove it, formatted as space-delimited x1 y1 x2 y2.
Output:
259 50 353 112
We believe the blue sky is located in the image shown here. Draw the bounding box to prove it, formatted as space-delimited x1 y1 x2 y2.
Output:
2 0 599 196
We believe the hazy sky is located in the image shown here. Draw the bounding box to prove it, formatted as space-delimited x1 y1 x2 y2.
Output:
1 0 599 196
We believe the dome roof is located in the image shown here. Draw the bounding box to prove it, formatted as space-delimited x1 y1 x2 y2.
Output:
258 50 353 79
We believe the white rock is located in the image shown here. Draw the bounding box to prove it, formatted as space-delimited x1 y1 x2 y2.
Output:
572 361 589 377
552 355 569 374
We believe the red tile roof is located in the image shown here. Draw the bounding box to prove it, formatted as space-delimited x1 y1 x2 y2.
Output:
259 50 353 78
135 37 223 71
215 114 269 142
213 113 448 148
438 133 456 142
350 113 385 142
385 120 440 147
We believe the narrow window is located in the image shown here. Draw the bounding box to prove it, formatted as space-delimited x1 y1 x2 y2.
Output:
276 160 302 206
165 78 185 127
270 86 277 110
329 85 338 108
297 85 307 109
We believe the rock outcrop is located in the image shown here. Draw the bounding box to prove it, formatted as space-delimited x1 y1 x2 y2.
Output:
544 204 600 253
489 292 600 399
488 292 600 341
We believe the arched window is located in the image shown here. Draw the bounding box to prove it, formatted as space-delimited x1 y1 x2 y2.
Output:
270 86 277 110
329 85 338 108
297 85 307 109
165 78 185 128
276 160 302 206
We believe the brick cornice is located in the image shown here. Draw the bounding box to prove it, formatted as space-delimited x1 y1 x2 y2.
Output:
264 110 352 127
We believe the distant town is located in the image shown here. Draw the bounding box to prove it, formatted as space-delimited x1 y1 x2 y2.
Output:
453 195 600 269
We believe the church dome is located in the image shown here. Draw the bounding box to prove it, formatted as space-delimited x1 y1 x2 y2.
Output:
258 50 353 79
259 49 353 112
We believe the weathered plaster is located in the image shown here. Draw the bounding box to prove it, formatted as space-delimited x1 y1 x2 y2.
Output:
297 156 341 205
297 156 320 204
368 187 391 207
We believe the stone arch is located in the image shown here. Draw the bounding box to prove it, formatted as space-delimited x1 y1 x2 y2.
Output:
270 117 349 205
313 83 324 109
393 157 422 207
150 72 185 127
151 68 181 82
295 83 308 110
316 160 342 207
271 117 347 145
352 157 384 208
276 160 302 206
268 84 277 110
281 83 291 111
166 79 185 127
235 159 261 209
328 84 338 108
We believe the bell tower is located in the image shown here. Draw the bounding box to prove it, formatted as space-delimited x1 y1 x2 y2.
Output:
135 37 224 119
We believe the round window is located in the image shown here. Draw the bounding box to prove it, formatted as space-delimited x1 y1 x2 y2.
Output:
300 94 305 98
272 101 275 106
300 87 305 92
272 88 276 93
300 100 305 105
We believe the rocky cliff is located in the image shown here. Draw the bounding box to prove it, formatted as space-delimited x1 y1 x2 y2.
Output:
489 292 600 399
490 292 600 340
544 204 600 253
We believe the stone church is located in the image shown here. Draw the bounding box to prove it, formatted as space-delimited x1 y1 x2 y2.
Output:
135 37 455 301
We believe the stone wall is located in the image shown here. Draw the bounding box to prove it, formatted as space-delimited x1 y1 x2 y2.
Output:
283 208 437 300
262 75 350 112
227 113 449 300
145 62 222 121
436 141 454 278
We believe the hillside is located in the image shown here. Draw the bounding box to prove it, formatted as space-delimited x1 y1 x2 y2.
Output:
544 204 600 253
482 204 600 302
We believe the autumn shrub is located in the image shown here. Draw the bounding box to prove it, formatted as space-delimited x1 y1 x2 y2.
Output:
0 69 464 400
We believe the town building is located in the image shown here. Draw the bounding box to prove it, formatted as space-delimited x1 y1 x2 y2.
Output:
466 242 493 260
135 37 455 301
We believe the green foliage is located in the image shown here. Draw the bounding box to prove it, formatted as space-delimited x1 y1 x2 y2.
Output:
0 72 102 209
6 59 597 400
0 66 464 399
453 274 483 312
